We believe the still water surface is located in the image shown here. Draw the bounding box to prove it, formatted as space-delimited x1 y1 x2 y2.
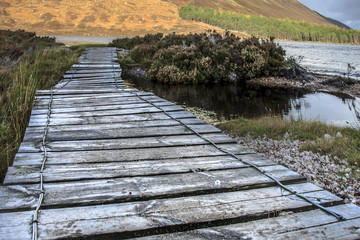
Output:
126 77 360 128
278 41 360 78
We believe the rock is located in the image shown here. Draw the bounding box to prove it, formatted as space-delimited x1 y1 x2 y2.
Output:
235 135 359 206
284 132 290 139
324 134 332 140
336 132 343 138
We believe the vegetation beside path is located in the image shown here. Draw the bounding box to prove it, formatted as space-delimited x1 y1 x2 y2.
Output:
110 31 299 85
0 30 82 181
217 116 360 177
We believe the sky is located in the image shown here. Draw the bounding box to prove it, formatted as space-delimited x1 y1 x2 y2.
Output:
298 0 360 30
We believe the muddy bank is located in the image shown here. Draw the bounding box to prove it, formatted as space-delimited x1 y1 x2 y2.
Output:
248 74 360 99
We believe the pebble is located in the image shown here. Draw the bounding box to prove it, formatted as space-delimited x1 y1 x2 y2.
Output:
236 136 359 206
324 134 332 140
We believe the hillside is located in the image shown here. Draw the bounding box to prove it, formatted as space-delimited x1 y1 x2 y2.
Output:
172 0 346 28
0 0 346 36
0 0 220 36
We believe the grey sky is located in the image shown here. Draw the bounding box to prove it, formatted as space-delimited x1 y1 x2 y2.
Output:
298 0 360 30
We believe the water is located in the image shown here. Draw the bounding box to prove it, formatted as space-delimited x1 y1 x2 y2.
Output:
48 35 120 45
283 93 360 128
125 76 360 128
278 41 360 79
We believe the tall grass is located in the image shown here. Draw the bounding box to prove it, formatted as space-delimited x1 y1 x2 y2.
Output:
0 47 81 181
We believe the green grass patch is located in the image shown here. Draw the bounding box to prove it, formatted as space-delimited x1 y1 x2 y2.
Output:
217 116 360 167
179 6 360 44
0 30 82 181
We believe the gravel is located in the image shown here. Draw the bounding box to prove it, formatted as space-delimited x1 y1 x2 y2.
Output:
236 135 360 205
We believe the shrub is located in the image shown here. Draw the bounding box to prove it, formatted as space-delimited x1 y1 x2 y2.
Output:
111 32 288 85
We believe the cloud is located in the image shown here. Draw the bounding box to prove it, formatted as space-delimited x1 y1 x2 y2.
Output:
298 0 360 29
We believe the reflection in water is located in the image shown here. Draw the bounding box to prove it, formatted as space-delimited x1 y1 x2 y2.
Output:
125 76 360 128
284 93 360 127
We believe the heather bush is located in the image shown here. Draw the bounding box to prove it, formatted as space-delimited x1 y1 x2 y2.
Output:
111 32 288 85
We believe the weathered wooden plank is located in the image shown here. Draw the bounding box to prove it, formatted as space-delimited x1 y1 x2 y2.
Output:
19 133 236 152
0 211 32 240
56 80 121 85
64 73 121 78
33 184 340 239
28 111 195 127
5 154 276 184
33 95 162 107
134 204 360 240
1 165 307 211
24 119 205 138
0 185 38 212
29 105 184 119
66 69 121 74
13 143 255 166
35 89 142 96
276 218 360 239
72 64 120 68
31 101 174 115
22 124 220 142
33 91 153 101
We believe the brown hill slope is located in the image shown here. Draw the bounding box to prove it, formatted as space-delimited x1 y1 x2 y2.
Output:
0 0 221 36
0 0 344 36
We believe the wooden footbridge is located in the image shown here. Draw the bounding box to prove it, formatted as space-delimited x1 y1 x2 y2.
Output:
1 47 360 239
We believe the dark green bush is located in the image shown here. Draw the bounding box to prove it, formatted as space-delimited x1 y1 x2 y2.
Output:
111 32 288 85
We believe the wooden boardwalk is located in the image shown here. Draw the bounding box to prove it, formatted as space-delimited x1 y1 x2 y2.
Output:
1 47 360 239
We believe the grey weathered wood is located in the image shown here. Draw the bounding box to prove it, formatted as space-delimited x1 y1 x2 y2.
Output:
0 165 307 211
72 64 120 68
33 184 341 239
31 101 174 115
22 124 221 142
33 91 152 101
28 111 195 126
33 95 162 108
5 155 276 184
0 211 32 240
35 89 140 96
66 69 121 74
13 143 255 166
19 133 236 152
64 73 121 78
134 204 360 240
276 218 360 239
24 119 205 138
30 105 184 119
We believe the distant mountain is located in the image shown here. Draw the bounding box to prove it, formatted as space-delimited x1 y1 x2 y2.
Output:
0 0 348 36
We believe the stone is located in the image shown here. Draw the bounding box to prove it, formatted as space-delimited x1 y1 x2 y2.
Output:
324 134 332 140
336 132 343 138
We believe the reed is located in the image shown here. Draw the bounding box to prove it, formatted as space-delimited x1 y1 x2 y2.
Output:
0 46 81 181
